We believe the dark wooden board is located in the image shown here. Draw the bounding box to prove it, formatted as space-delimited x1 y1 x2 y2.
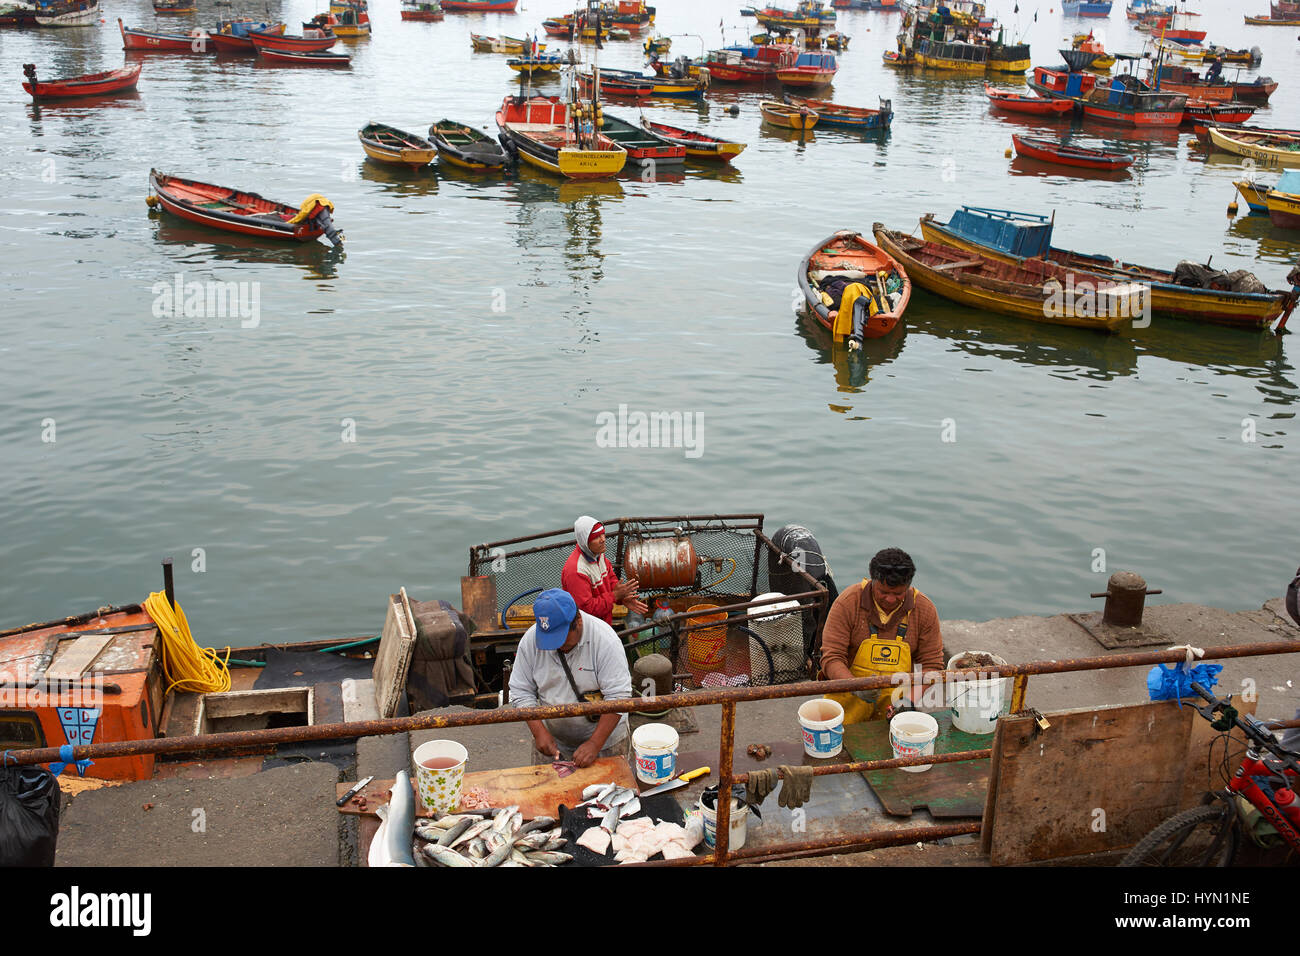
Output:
842 712 990 818
985 699 1256 866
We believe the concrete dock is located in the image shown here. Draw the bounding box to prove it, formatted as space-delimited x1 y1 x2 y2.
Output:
53 597 1300 867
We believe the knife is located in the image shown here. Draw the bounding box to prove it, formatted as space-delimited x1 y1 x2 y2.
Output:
337 775 375 807
640 766 710 797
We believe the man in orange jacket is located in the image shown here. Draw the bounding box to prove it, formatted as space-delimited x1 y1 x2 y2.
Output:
561 516 647 625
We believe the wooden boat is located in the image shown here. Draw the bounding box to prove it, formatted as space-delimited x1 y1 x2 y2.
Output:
1209 127 1300 168
987 40 1032 74
154 0 197 14
919 206 1297 330
775 51 837 87
400 0 444 19
0 4 40 27
701 44 795 83
798 230 911 341
148 169 343 246
22 61 141 98
507 53 564 74
542 15 607 39
786 94 891 130
643 35 670 54
1194 121 1300 145
985 83 1075 116
470 33 540 54
1234 180 1271 214
874 224 1143 333
495 95 627 180
639 118 746 163
754 0 836 31
1011 134 1134 171
257 47 350 65
34 0 97 26
1060 47 1102 72
119 19 210 51
650 55 701 79
358 123 437 169
1029 67 1186 127
318 0 369 37
1070 32 1115 70
442 0 516 9
249 29 336 52
578 68 704 99
1265 171 1300 229
1243 15 1300 25
1152 64 1276 103
207 19 283 53
1149 11 1206 42
599 112 685 166
760 100 818 130
429 120 510 171
1182 100 1257 126
914 37 989 74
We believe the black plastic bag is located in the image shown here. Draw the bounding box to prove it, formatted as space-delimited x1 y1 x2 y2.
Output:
0 765 60 867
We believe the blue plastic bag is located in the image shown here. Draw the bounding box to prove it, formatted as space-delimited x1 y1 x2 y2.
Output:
1146 661 1222 705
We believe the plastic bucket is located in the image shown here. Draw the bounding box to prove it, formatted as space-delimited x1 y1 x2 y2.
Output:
686 604 727 670
632 722 678 785
798 698 844 758
889 712 939 772
946 652 1010 735
412 739 468 812
700 795 749 851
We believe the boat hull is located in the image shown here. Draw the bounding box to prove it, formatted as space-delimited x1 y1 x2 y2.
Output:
249 31 337 52
798 230 911 338
430 121 510 171
640 119 746 163
23 63 141 98
149 169 332 243
120 19 210 51
258 48 350 65
1012 134 1133 170
919 215 1291 329
1265 191 1300 229
359 125 437 168
1233 180 1270 214
1209 127 1300 168
760 102 818 129
496 97 627 180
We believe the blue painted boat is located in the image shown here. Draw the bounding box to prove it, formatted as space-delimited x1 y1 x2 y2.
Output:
1062 0 1113 16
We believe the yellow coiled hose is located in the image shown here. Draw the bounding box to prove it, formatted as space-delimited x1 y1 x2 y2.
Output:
142 591 232 695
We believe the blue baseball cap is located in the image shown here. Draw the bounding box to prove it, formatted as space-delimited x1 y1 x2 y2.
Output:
533 589 578 650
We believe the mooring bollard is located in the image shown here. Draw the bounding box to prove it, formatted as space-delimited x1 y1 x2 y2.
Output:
1091 571 1163 628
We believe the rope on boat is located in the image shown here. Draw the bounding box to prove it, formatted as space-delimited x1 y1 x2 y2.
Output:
143 590 232 694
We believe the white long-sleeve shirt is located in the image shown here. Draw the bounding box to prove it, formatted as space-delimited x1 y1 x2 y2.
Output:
508 611 632 751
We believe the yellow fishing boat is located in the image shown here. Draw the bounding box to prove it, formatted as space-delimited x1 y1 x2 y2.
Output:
1233 180 1271 214
874 223 1143 333
496 95 627 180
915 37 988 73
329 0 370 36
1209 127 1300 169
358 123 437 169
759 100 818 130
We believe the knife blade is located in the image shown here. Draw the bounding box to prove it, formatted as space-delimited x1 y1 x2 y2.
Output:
640 766 710 797
337 774 375 807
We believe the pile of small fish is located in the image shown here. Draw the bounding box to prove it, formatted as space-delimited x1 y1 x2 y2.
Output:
413 806 573 868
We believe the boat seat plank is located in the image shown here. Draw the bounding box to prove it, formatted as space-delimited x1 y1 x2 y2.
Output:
46 633 114 680
930 257 984 272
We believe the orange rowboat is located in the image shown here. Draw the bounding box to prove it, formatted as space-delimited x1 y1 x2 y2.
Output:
798 230 911 341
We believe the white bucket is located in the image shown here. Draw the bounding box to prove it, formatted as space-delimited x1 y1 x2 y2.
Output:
946 652 1010 735
700 795 749 851
632 723 679 784
889 711 939 772
797 698 844 758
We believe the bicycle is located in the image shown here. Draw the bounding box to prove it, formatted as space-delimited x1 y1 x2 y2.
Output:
1120 681 1300 866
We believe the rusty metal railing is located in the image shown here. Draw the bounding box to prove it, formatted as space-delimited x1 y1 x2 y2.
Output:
5 639 1299 866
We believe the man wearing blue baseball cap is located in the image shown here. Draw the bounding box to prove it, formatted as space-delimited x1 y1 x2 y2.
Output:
508 588 634 767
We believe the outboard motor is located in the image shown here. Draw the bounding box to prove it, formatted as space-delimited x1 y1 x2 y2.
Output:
769 524 836 601
497 132 520 167
314 206 344 248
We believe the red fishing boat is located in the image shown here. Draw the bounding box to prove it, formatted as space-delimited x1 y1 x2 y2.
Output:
985 83 1075 116
639 119 747 163
257 48 351 65
701 43 796 83
208 20 285 53
1182 99 1257 125
22 62 142 99
1030 67 1185 127
148 170 344 246
798 230 911 341
119 18 211 52
1153 64 1276 102
441 0 517 9
248 29 337 52
1011 133 1134 170
775 51 837 87
1149 12 1206 43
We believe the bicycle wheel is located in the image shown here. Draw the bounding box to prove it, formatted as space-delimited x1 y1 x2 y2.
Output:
1120 803 1239 867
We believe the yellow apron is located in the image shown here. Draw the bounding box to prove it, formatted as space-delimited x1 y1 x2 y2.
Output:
825 587 915 724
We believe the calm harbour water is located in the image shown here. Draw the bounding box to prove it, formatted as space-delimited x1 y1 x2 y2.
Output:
1 1 1297 643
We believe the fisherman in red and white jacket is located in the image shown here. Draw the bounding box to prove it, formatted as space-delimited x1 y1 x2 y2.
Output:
561 516 647 625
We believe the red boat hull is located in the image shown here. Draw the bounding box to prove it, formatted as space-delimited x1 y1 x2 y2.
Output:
987 86 1075 115
441 0 517 9
257 48 350 65
23 63 142 98
249 31 336 52
400 10 445 19
1012 134 1133 170
120 19 210 52
149 170 333 243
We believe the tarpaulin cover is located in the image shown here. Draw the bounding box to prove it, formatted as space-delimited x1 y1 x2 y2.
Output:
1146 661 1222 704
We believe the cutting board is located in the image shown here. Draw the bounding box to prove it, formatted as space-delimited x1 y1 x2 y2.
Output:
842 713 990 818
337 757 638 820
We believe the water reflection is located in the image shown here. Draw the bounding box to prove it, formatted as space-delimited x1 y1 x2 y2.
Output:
758 125 815 148
150 215 347 279
511 169 620 289
1008 155 1132 181
794 308 906 401
1225 214 1300 266
358 158 440 197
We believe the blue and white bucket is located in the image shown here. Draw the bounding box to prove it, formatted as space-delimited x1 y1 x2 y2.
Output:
632 723 679 785
798 699 844 757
